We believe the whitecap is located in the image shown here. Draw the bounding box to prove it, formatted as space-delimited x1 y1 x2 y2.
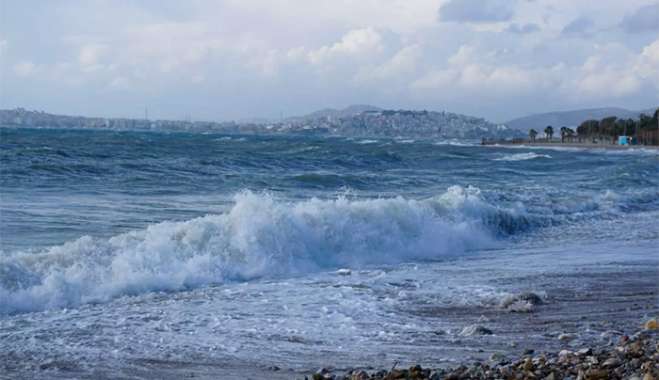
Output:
494 152 551 161
0 187 530 314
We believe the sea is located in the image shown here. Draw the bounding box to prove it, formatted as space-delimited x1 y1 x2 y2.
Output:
1 127 658 379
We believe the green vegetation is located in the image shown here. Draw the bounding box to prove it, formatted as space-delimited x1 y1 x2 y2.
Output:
574 108 659 145
560 126 576 143
543 125 554 141
528 129 537 142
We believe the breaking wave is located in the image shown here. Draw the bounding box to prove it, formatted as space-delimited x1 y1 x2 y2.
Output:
494 152 552 161
0 186 531 314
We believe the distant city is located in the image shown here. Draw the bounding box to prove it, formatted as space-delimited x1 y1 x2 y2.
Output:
0 106 520 139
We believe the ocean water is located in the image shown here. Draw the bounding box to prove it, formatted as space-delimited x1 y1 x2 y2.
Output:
1 127 658 378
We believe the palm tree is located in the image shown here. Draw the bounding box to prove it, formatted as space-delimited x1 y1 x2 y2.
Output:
529 129 538 143
544 125 554 142
567 128 576 142
560 127 568 143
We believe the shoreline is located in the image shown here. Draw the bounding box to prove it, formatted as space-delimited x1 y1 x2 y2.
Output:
482 141 659 150
312 324 658 380
3 251 656 379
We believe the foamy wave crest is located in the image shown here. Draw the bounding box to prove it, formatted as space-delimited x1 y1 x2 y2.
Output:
433 140 477 147
494 152 552 161
0 186 528 314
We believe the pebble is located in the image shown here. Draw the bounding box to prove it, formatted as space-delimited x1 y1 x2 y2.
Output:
489 352 506 362
350 370 368 380
308 324 658 380
577 348 592 356
559 333 577 342
601 357 621 368
500 292 544 314
500 292 544 307
459 324 493 336
507 300 536 313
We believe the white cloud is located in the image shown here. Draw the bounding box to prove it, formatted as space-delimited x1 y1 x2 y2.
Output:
636 38 659 85
641 39 659 63
569 39 659 99
307 28 383 65
1 0 657 121
412 44 543 94
78 44 107 66
576 68 642 97
357 44 421 83
13 61 36 77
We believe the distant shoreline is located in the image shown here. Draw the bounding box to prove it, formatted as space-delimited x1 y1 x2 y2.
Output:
482 140 659 150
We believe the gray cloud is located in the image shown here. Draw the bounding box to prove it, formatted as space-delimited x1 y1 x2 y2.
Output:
506 23 541 34
561 17 594 37
620 3 659 33
438 0 515 23
1 1 658 122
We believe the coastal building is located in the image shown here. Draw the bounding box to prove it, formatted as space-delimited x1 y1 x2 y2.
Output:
618 136 630 145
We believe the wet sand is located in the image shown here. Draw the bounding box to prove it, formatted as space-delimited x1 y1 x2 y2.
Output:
3 257 655 380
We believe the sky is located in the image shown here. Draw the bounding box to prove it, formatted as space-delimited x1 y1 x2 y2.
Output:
0 0 658 123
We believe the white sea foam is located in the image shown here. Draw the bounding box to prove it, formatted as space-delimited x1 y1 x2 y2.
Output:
494 152 552 161
433 140 477 147
357 139 379 144
491 144 659 155
0 186 527 314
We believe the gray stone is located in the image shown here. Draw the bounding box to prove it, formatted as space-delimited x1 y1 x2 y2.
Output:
459 324 493 336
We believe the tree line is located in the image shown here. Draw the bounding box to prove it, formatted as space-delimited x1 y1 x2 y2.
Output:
528 108 659 145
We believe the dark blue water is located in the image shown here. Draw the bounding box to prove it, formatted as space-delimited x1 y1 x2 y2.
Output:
1 127 658 378
3 127 657 252
0 126 658 315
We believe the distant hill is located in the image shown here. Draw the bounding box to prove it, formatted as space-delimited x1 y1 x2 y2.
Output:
284 104 383 123
274 108 522 139
1 106 521 139
505 107 658 131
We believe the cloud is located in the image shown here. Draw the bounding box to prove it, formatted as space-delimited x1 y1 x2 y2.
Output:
636 38 659 85
356 44 421 84
307 28 382 65
561 17 594 37
641 39 659 64
411 44 544 95
13 61 36 77
620 3 659 33
1 0 658 122
576 62 642 98
505 23 540 34
571 38 659 99
439 0 515 23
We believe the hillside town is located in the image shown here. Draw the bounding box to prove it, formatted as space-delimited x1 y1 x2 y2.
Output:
0 108 521 139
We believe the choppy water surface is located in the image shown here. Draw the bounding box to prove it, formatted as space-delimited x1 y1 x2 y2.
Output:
1 127 658 378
